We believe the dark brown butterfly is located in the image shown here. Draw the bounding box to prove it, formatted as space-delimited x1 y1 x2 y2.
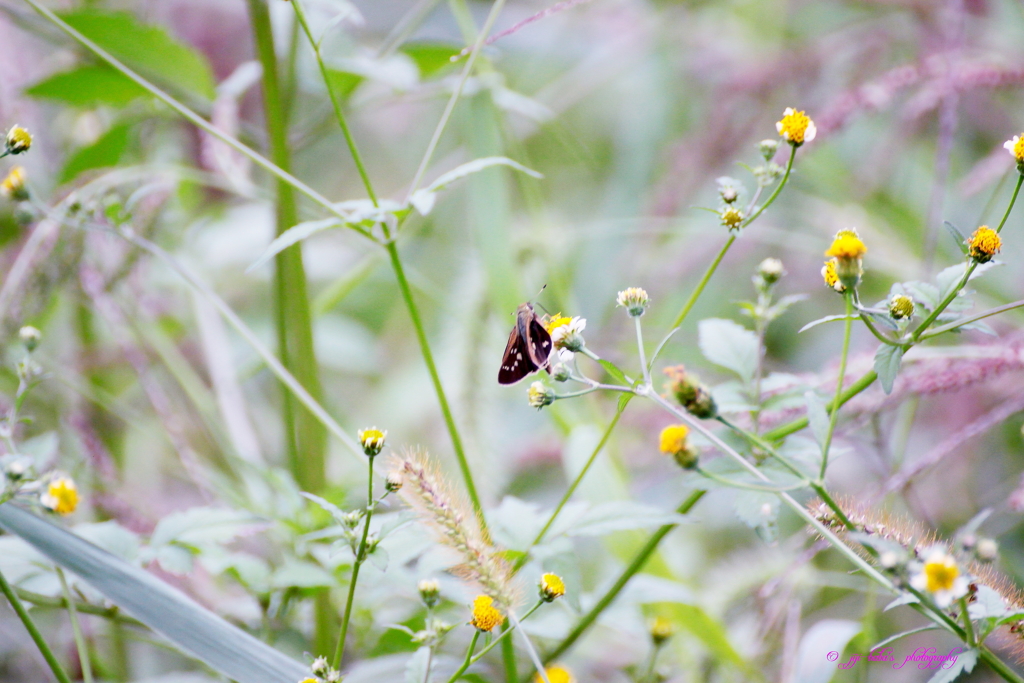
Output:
498 303 553 384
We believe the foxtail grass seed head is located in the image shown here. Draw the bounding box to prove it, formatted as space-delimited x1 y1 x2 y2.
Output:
909 547 968 608
19 325 41 352
1005 134 1024 173
40 475 78 515
1 166 28 200
776 108 816 146
539 572 566 602
968 226 1001 263
756 258 785 288
821 259 845 293
4 125 32 155
310 657 329 677
889 294 914 320
649 616 674 645
470 595 505 631
976 538 999 563
616 287 650 317
716 176 742 204
528 381 555 409
825 229 866 289
384 470 403 493
419 578 441 608
549 316 586 354
358 427 386 457
659 424 698 469
663 365 717 419
720 206 744 230
535 665 575 683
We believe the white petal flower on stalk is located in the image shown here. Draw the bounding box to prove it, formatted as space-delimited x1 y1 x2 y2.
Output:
909 547 969 608
550 316 586 353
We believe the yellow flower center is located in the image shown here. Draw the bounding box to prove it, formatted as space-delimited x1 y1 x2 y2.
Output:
545 314 571 333
1 166 26 198
968 226 1001 260
1014 136 1024 163
821 259 842 290
535 665 574 683
650 616 674 642
776 108 813 144
923 557 959 593
470 595 505 632
44 477 79 515
659 425 690 455
541 572 566 599
6 125 32 154
825 234 867 260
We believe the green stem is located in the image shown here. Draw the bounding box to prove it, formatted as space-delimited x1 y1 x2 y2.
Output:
858 313 902 346
960 596 976 647
762 370 877 442
289 0 378 206
13 588 143 627
993 174 1023 234
667 234 736 331
247 0 327 497
444 629 481 683
57 567 93 683
0 565 73 683
981 647 1024 683
501 625 518 683
920 298 1024 339
635 317 651 386
333 456 376 668
819 291 854 479
514 398 632 572
383 240 487 536
542 490 705 664
695 467 809 492
740 144 796 227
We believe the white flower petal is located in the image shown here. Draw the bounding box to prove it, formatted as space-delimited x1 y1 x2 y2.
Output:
804 121 817 142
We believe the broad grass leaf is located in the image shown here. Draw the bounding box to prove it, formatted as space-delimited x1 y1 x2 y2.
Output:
793 619 861 683
698 318 758 383
0 504 308 683
59 10 216 99
26 65 149 108
60 122 133 184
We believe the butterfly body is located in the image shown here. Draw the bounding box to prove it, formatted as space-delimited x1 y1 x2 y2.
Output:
498 303 553 385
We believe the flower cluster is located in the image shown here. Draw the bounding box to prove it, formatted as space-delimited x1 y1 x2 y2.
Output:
4 125 31 156
616 287 650 317
663 365 717 419
539 572 566 602
528 381 555 409
659 424 698 469
776 108 816 146
824 228 866 289
357 427 387 457
470 594 505 631
547 315 586 356
967 225 1001 263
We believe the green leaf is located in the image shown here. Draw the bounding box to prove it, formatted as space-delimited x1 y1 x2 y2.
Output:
59 10 216 100
617 392 634 413
944 221 969 254
698 318 759 383
598 359 628 384
873 344 904 395
668 603 754 675
404 646 432 683
324 70 364 101
798 314 857 334
883 592 919 611
400 43 461 79
565 502 688 537
410 156 543 216
804 391 830 451
60 122 132 184
0 504 307 683
25 65 150 108
936 263 968 303
248 218 342 272
925 648 976 683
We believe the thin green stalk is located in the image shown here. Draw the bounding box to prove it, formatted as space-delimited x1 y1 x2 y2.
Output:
0 565 73 683
541 490 705 664
57 567 93 683
960 596 976 647
290 0 378 206
819 291 854 479
668 234 736 331
981 647 1024 683
635 316 651 386
763 370 877 442
740 144 796 227
444 629 481 683
514 398 632 572
992 174 1023 234
501 626 517 683
13 588 144 627
19 0 371 239
383 239 487 535
468 601 542 665
694 467 808 492
920 298 1024 339
333 456 376 668
247 0 327 497
858 313 901 346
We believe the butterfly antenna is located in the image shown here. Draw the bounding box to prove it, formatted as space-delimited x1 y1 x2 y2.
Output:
530 283 548 307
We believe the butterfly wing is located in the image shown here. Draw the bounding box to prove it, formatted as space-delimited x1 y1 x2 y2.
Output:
498 322 539 384
525 315 553 373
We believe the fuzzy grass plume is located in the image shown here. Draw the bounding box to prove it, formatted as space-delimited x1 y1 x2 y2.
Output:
393 449 516 608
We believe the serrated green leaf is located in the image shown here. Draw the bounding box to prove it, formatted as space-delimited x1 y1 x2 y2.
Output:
698 318 758 383
26 65 150 107
60 122 132 184
60 10 216 99
598 359 628 384
944 221 969 254
873 344 904 395
0 504 307 683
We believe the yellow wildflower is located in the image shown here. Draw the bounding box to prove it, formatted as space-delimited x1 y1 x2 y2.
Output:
4 125 32 155
544 314 571 334
968 225 1001 263
909 548 968 608
720 207 744 230
40 476 78 515
889 294 914 320
825 232 867 260
821 259 844 293
470 595 505 632
1 166 27 200
776 108 816 146
659 424 697 469
1004 134 1024 164
357 427 386 457
650 616 674 645
539 573 565 602
535 665 575 683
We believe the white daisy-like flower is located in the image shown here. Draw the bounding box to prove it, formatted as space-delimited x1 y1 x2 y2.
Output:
550 317 586 353
909 547 969 608
1004 134 1024 163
